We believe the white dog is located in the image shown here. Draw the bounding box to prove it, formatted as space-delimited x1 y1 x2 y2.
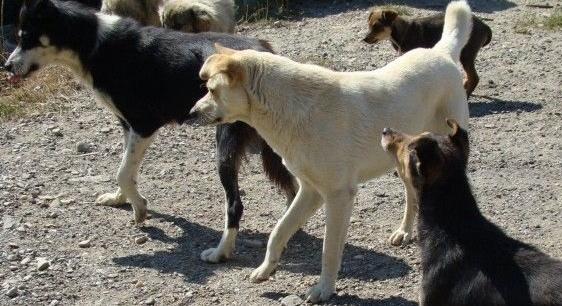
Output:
190 1 472 302
161 0 235 33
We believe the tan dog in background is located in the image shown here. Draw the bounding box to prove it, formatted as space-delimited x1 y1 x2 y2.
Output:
101 0 235 33
161 0 235 33
189 1 472 302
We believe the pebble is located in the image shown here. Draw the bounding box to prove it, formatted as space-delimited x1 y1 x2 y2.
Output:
5 287 18 298
76 142 93 154
8 242 19 249
49 300 59 306
52 128 63 137
78 239 92 248
280 294 303 306
240 239 264 248
37 257 50 271
135 236 148 245
144 297 156 305
20 257 32 265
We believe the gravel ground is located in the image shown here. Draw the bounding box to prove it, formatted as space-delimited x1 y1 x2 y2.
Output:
1 1 561 305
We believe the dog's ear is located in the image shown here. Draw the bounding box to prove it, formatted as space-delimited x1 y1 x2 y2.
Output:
446 118 470 162
409 138 444 184
200 53 244 85
381 10 398 24
214 43 237 55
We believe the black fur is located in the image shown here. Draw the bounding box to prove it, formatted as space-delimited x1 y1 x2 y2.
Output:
16 0 294 232
409 130 562 306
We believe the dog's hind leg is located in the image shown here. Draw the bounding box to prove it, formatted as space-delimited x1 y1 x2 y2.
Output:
96 119 131 207
250 181 322 282
389 182 418 246
97 127 155 224
201 123 249 263
306 187 356 303
461 53 479 98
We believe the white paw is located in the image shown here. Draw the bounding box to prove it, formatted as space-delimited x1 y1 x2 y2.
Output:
132 198 148 224
200 247 230 263
249 262 276 283
95 192 126 206
389 228 412 246
305 282 335 303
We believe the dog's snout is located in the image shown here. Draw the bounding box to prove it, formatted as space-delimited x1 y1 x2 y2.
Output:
188 108 199 119
382 127 392 136
3 62 13 72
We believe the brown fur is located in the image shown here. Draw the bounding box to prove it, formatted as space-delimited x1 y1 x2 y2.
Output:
364 8 492 97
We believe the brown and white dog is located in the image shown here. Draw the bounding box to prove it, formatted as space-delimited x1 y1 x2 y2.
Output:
101 0 163 26
363 7 492 97
189 1 472 302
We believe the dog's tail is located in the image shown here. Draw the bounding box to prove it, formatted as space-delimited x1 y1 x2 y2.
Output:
433 1 473 62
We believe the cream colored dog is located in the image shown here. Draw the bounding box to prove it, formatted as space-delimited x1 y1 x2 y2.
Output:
161 0 235 33
190 1 472 302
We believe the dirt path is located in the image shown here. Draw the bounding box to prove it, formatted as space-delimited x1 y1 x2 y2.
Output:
1 1 561 305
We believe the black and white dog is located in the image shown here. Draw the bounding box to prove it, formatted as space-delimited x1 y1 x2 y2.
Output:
3 0 295 263
382 120 562 306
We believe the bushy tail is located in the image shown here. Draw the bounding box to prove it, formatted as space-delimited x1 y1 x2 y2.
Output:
433 1 473 62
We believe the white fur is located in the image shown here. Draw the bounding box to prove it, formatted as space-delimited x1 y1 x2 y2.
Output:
193 1 472 302
96 131 155 223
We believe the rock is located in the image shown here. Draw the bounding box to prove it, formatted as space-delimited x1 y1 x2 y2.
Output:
240 239 265 248
144 297 156 305
5 287 18 298
8 242 19 249
49 300 59 306
2 215 16 230
280 294 303 306
78 239 91 248
20 257 32 265
76 142 93 154
135 236 148 245
52 128 63 137
100 127 112 134
37 257 50 271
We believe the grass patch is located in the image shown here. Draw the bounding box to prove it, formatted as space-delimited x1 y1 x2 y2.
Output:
236 0 290 22
515 9 562 34
0 65 81 121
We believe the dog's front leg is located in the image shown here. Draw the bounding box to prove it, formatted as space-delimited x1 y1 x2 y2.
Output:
97 129 155 224
389 182 418 246
306 188 355 303
96 120 131 207
250 181 322 282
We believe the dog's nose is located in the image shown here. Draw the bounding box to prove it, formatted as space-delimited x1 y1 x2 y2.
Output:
382 127 392 136
187 108 199 120
3 62 13 72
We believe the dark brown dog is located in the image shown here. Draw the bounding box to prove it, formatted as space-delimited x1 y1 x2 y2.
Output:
381 120 562 306
364 8 492 97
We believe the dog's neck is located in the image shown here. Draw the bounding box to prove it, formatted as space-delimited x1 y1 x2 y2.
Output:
389 17 416 53
240 57 321 159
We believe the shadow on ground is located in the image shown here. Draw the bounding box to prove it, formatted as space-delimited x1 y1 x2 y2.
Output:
262 291 418 305
469 95 543 118
285 0 516 20
112 209 411 284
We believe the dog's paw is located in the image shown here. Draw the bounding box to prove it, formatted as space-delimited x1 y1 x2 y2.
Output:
389 228 412 246
305 282 335 304
132 198 148 224
200 248 230 263
95 192 126 206
249 262 276 283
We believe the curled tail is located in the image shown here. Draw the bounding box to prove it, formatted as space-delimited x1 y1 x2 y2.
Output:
433 1 473 62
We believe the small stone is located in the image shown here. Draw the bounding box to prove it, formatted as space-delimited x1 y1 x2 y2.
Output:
144 297 156 305
484 124 496 129
52 128 63 137
5 287 18 298
20 257 32 265
76 142 93 154
240 239 264 248
135 236 148 245
280 294 303 306
49 300 59 306
78 240 91 248
37 257 50 271
100 127 112 134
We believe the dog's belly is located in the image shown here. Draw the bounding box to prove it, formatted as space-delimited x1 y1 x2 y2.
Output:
94 90 127 123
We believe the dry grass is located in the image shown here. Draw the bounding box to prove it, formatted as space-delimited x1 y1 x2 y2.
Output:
376 4 413 16
0 65 81 121
515 9 562 34
237 0 290 22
